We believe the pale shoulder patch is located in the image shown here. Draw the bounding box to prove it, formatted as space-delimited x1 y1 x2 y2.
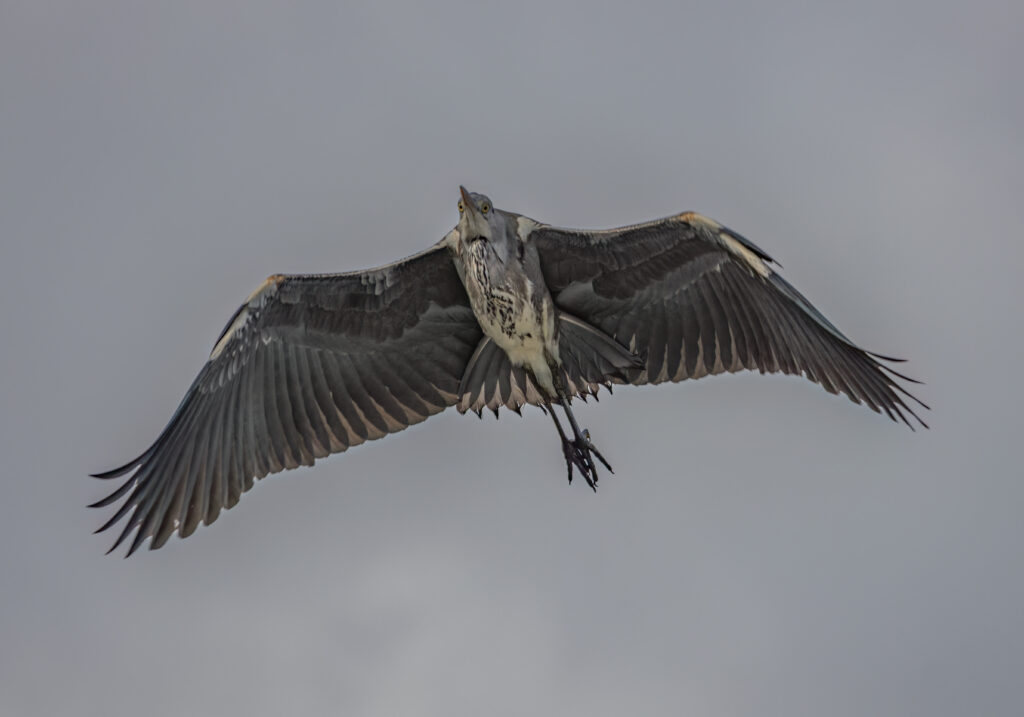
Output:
676 211 722 231
210 274 284 359
441 227 460 249
678 212 772 279
516 215 539 240
245 274 285 305
209 308 249 359
719 232 772 278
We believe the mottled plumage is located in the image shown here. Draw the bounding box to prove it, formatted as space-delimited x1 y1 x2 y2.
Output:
92 187 927 555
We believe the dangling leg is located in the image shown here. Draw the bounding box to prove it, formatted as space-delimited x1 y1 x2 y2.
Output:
531 358 612 490
546 398 612 491
546 404 580 487
559 397 612 485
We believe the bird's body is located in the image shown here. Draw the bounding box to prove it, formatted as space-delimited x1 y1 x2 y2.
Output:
92 188 928 555
451 193 561 397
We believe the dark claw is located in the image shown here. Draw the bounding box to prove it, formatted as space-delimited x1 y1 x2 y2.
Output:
559 432 609 492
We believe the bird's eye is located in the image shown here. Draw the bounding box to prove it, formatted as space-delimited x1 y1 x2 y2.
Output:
458 200 464 214
481 203 490 214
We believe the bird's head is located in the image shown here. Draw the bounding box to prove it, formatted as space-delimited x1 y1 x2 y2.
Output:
457 186 502 245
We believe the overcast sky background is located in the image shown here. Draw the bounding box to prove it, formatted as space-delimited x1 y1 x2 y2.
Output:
2 2 1022 715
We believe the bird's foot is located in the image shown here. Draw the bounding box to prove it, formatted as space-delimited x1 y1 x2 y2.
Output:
561 429 613 491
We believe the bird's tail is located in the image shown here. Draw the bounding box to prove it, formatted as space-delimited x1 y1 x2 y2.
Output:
457 313 642 416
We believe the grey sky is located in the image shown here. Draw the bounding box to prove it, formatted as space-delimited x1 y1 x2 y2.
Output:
2 1 1021 715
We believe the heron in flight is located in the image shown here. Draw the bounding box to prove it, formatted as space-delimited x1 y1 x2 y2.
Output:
93 187 927 555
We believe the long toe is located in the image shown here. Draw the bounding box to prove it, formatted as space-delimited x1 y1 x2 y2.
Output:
587 443 613 474
561 440 575 485
573 441 598 491
582 429 613 474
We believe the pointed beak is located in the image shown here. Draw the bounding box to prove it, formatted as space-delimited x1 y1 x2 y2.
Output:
459 185 479 219
458 185 486 239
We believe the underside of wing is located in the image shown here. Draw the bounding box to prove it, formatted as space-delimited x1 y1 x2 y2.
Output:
530 213 928 428
92 243 482 555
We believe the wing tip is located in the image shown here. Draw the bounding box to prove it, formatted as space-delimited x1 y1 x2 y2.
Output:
90 462 140 480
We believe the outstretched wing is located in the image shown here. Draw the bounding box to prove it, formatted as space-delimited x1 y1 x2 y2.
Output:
92 242 481 555
530 211 928 426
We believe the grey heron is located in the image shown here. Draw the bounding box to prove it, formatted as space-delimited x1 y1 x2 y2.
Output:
92 187 927 555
